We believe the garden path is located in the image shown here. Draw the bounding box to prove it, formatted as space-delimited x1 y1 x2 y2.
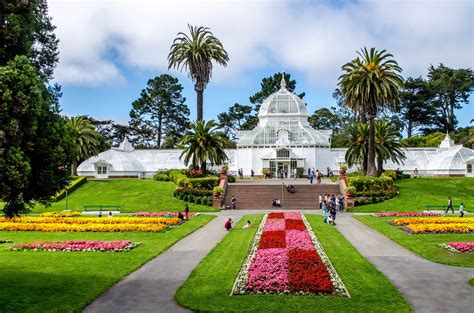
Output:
336 215 474 313
84 215 241 313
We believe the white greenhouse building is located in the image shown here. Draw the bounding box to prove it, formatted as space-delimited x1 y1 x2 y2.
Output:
78 78 474 178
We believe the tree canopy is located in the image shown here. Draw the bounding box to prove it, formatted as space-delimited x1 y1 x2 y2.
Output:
129 74 190 148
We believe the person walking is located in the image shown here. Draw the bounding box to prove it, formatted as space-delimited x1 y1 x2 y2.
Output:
307 168 311 177
293 168 297 180
184 202 190 220
322 200 328 223
445 196 454 214
459 202 465 217
309 171 314 184
231 195 237 210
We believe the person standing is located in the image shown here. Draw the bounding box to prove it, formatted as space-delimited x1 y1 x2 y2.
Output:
329 205 337 225
446 196 454 214
319 194 323 210
293 168 297 180
459 202 464 217
251 169 255 179
316 170 322 184
184 202 190 220
231 195 237 210
307 168 311 177
309 171 314 184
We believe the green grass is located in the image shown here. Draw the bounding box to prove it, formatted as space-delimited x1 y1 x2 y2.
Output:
349 177 474 213
355 215 474 267
32 179 218 213
175 214 410 312
0 214 215 312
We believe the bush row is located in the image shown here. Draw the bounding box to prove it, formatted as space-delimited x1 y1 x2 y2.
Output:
347 176 394 193
51 176 87 202
176 193 212 206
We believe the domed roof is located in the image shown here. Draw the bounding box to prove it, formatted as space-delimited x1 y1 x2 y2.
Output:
77 149 145 173
427 146 474 172
258 76 307 117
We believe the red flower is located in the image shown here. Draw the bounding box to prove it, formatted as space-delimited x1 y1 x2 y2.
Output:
259 231 286 249
288 249 334 293
268 212 284 219
285 219 306 231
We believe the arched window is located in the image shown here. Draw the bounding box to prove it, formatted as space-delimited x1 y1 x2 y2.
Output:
277 148 290 158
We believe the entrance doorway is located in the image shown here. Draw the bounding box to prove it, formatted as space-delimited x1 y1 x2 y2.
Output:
277 162 289 178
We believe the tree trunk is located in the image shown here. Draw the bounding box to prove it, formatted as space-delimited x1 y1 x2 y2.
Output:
407 119 412 139
201 161 207 174
367 116 377 176
377 156 383 176
359 104 368 175
71 160 78 176
195 81 204 121
157 115 162 149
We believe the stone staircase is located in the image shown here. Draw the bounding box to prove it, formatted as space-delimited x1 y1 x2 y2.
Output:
223 183 341 210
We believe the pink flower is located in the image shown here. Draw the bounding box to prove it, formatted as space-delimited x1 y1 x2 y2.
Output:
245 248 289 291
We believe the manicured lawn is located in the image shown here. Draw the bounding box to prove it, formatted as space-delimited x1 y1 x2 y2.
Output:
32 179 218 213
355 215 474 267
349 177 474 213
175 214 410 312
0 215 215 312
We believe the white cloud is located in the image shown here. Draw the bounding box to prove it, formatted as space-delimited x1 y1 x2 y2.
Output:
49 0 474 87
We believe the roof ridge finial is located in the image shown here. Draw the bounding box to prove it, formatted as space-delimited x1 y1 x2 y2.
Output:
280 72 286 90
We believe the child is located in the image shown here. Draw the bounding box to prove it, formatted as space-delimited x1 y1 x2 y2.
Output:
225 218 233 231
459 203 465 217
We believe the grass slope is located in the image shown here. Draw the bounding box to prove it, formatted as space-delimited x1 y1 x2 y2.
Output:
0 215 215 312
349 177 474 213
355 215 474 267
175 214 410 312
32 179 218 213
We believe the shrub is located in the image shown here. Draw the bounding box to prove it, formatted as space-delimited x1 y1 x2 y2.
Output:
296 167 304 176
188 177 219 190
339 164 348 171
347 176 394 193
227 175 236 183
186 168 203 178
346 186 356 196
221 164 229 174
174 186 213 199
51 176 87 202
213 186 224 195
262 168 273 178
381 170 397 180
195 197 202 205
153 173 171 181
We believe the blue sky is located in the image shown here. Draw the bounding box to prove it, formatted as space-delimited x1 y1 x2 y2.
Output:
50 0 473 129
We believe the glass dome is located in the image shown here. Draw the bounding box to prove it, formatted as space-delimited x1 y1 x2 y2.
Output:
237 76 331 146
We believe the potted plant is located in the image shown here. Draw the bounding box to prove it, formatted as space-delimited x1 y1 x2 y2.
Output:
213 186 224 198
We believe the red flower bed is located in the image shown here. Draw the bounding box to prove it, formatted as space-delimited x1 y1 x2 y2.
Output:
285 219 306 231
288 249 333 293
259 231 286 249
268 212 284 219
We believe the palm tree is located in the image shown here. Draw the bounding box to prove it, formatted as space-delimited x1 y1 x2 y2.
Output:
66 116 100 175
345 123 369 170
179 120 229 173
374 121 406 175
168 24 229 121
339 47 404 176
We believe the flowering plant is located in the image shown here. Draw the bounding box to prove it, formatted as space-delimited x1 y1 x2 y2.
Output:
440 242 474 253
11 240 139 252
375 212 442 217
131 212 197 217
232 212 349 297
42 211 81 217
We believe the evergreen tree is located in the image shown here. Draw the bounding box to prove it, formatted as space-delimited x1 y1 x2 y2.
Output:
0 56 74 217
217 103 254 140
129 74 190 148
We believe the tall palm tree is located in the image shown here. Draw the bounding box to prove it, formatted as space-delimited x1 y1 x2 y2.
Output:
374 121 406 175
339 47 404 176
179 120 229 173
66 116 100 175
168 24 229 121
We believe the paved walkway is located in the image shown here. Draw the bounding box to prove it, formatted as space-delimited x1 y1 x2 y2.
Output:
84 215 241 313
335 215 474 313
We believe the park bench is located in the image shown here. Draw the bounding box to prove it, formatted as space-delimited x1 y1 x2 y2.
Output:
83 205 121 212
425 205 446 211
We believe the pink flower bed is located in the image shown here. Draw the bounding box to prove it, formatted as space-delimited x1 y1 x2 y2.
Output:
131 212 197 217
11 240 138 252
375 212 442 217
233 212 349 296
445 242 474 253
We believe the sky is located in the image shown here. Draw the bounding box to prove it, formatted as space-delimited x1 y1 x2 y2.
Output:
48 0 474 129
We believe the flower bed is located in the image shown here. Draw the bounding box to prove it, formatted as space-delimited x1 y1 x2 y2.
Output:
11 240 138 252
375 212 442 217
41 211 82 217
131 212 198 218
232 212 349 297
0 217 180 232
403 223 474 234
441 242 474 253
390 217 474 226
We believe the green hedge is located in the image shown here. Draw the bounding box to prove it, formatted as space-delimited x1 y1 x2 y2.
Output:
347 176 394 193
187 177 219 189
51 176 87 202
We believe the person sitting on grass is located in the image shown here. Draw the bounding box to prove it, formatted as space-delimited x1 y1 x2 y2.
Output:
177 212 184 221
225 218 233 231
243 220 251 229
